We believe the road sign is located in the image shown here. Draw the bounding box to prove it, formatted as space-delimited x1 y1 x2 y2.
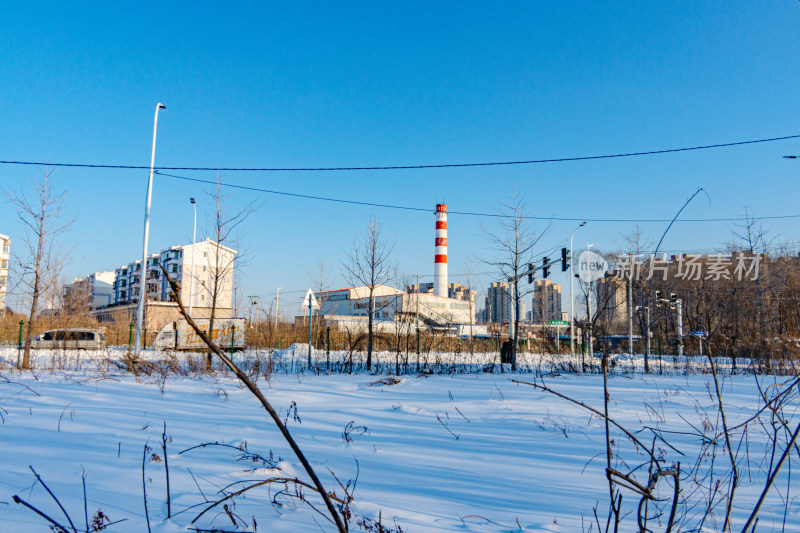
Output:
691 331 707 336
548 320 568 326
302 289 319 310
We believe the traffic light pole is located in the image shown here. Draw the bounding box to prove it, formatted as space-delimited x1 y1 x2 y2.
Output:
677 298 683 358
645 306 651 371
507 250 569 353
628 274 633 357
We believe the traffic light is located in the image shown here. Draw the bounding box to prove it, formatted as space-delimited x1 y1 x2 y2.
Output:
655 290 662 302
542 257 550 279
670 293 677 305
528 263 534 284
561 247 568 272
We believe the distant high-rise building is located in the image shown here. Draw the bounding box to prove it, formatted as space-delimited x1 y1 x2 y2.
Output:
596 273 630 328
530 280 562 324
484 282 526 324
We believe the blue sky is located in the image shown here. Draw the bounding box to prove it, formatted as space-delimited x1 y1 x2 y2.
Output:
2 2 800 316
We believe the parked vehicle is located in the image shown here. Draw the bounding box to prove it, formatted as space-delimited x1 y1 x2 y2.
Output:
153 318 246 352
31 329 105 350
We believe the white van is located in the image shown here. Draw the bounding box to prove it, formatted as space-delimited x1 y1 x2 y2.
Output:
31 329 105 350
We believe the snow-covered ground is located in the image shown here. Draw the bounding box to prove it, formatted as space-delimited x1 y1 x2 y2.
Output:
0 348 798 532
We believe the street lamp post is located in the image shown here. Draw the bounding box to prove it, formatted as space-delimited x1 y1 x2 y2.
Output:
134 103 166 354
587 242 596 359
188 197 196 318
275 287 282 325
569 222 586 362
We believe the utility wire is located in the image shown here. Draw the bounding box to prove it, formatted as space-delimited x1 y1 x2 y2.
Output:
1 133 799 171
155 171 800 224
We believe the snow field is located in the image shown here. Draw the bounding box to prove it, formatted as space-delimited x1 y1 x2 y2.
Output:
0 350 798 532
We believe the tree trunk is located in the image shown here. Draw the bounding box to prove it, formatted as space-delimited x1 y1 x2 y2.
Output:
22 213 46 368
367 289 374 370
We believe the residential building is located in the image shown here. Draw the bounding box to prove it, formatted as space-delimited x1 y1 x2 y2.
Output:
0 233 9 318
64 271 116 310
111 238 236 312
529 280 562 324
484 281 526 325
71 238 237 340
596 273 630 328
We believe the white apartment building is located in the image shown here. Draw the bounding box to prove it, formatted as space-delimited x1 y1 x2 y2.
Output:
0 233 9 318
112 238 237 311
64 271 116 309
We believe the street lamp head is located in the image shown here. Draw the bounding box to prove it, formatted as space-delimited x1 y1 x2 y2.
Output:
190 197 195 204
158 103 167 110
580 221 586 227
783 155 798 159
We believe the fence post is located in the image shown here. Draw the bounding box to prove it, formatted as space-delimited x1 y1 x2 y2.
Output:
128 321 134 353
17 319 24 368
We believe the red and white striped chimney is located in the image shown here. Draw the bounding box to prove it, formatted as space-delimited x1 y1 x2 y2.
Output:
434 204 448 298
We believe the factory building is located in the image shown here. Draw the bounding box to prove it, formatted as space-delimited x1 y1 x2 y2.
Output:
318 284 474 328
406 281 476 305
316 204 484 336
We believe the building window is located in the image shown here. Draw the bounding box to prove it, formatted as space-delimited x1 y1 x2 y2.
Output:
2 245 8 254
169 264 178 273
120 291 127 299
0 260 7 269
120 279 127 287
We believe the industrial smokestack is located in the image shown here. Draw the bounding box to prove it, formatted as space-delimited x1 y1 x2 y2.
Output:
434 204 448 298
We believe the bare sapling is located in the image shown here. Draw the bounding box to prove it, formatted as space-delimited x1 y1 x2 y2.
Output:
160 265 348 533
513 377 680 532
13 466 123 532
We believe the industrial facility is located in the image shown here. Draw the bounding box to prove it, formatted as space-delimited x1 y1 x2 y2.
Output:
315 204 486 337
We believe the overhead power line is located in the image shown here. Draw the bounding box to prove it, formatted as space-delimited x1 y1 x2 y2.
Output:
155 171 800 223
1 133 799 172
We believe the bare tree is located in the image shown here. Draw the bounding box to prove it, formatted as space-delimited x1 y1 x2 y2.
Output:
731 207 772 350
482 190 547 371
342 211 396 371
198 176 258 364
4 169 72 368
460 261 480 356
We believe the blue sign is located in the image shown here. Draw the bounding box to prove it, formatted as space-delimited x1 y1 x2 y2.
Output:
691 331 707 336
